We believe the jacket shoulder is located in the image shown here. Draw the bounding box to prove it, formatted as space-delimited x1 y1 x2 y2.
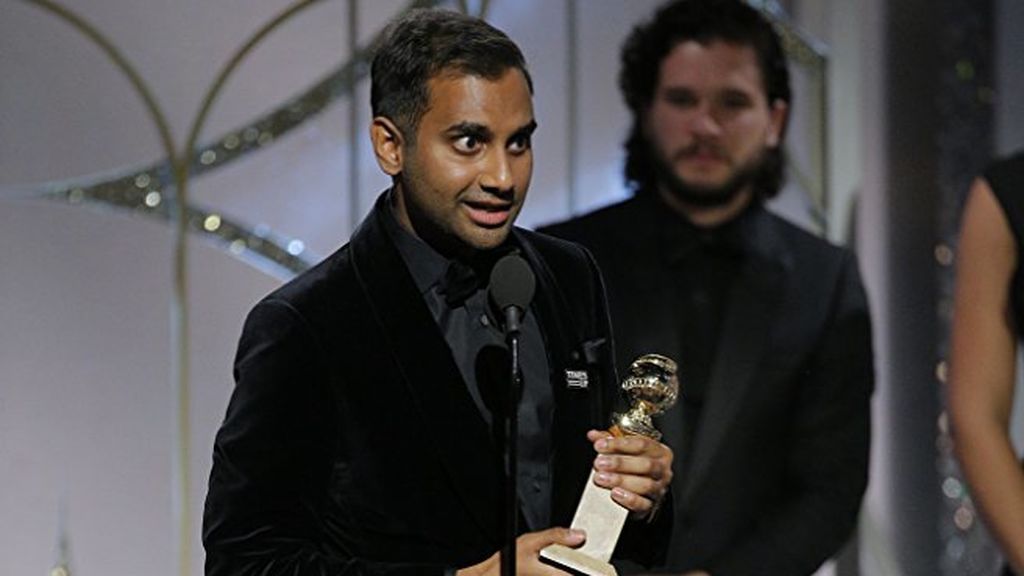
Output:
763 211 856 272
537 197 642 243
253 244 357 327
520 226 599 275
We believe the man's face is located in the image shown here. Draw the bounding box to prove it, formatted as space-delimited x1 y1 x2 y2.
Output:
644 39 787 207
388 68 536 257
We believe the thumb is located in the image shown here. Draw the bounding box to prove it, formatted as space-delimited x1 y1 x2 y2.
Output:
522 526 586 550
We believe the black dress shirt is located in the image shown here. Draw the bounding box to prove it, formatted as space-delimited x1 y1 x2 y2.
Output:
381 194 554 531
658 200 754 476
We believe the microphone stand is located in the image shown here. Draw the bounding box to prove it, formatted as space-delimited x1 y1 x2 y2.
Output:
501 316 521 576
488 251 535 576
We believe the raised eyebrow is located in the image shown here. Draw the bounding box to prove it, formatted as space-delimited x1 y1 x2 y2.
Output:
446 122 491 139
508 120 538 142
515 120 538 137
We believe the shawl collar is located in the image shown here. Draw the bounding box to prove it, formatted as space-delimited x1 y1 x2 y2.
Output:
349 195 499 537
513 228 602 524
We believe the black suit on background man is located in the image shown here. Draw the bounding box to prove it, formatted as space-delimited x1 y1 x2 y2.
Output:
540 1 874 572
541 192 873 574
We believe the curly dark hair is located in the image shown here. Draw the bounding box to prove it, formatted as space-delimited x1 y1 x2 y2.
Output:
370 8 533 143
620 0 792 199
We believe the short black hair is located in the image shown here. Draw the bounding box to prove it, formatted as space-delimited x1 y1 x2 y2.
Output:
371 8 533 141
620 0 792 199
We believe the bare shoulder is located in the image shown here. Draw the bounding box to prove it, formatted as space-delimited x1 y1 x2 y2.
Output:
959 177 1015 278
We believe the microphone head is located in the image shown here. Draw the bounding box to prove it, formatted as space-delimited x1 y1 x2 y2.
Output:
488 252 536 313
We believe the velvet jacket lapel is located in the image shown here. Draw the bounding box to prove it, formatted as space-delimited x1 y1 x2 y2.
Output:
349 198 501 537
680 207 792 505
515 229 608 525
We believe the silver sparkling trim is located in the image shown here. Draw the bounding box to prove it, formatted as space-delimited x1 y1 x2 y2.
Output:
17 0 442 278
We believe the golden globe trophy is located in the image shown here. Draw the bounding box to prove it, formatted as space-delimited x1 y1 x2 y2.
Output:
540 354 679 576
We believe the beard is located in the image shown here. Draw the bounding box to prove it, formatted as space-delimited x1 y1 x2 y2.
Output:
650 140 767 208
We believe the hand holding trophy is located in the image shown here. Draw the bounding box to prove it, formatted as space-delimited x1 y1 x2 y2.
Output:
540 353 679 575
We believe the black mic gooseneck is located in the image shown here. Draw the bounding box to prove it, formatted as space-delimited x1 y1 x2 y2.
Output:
488 252 536 576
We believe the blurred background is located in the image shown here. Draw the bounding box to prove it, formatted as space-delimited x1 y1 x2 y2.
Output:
1 1 1022 574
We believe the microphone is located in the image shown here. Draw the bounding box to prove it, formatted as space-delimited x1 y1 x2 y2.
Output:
487 250 535 576
488 252 536 336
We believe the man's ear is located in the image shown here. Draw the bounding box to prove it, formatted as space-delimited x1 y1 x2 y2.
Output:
370 116 405 176
766 99 789 149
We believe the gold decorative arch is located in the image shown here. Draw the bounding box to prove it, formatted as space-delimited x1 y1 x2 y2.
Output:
18 2 442 575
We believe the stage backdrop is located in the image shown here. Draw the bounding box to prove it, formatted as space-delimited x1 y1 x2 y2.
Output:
1 1 861 575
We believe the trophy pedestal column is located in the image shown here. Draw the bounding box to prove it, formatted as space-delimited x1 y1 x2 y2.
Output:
539 470 627 576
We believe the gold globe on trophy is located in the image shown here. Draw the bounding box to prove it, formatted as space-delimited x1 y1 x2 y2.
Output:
541 354 679 576
611 353 679 440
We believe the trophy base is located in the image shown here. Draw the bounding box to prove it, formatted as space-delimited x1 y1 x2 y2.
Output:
539 470 627 575
540 544 618 576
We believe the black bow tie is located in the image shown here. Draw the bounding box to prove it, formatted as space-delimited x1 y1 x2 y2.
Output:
438 246 523 308
439 260 482 308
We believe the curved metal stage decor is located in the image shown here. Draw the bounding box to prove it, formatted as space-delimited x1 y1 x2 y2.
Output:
20 0 450 278
18 3 450 576
14 0 827 279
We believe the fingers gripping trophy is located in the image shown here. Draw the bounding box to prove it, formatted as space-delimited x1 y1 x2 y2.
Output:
541 354 679 575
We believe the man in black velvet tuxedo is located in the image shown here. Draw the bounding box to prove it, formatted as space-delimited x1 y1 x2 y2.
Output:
540 1 874 574
202 8 673 576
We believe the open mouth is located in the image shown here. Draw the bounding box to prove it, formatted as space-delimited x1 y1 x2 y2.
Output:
463 200 513 228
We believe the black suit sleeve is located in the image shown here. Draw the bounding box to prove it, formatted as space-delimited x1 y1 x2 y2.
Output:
709 253 874 576
202 300 447 576
580 247 673 570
